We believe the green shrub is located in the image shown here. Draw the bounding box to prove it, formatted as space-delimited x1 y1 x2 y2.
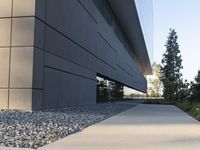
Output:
144 99 174 105
144 99 159 104
144 99 200 121
194 113 200 121
190 104 200 120
175 100 192 112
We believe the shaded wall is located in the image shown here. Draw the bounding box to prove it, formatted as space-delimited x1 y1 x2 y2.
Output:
0 0 147 110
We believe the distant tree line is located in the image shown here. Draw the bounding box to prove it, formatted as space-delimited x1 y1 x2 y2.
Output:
149 29 200 102
190 70 200 102
147 63 162 97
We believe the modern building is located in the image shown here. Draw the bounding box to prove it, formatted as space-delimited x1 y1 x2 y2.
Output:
0 0 153 110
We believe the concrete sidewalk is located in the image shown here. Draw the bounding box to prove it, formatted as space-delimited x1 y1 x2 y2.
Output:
38 104 200 150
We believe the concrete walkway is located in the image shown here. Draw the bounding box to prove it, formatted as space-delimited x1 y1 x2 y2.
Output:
39 104 200 150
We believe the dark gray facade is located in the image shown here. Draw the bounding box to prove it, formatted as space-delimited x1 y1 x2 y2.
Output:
0 0 152 110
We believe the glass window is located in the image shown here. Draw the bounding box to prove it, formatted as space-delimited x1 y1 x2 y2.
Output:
96 76 123 102
123 86 146 99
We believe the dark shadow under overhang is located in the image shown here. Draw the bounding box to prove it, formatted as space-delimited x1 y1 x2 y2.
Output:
108 0 152 75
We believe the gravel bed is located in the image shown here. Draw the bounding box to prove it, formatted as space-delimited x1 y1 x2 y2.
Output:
0 102 135 149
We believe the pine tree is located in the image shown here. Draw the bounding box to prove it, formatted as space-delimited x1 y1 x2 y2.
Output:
190 70 200 101
160 29 183 100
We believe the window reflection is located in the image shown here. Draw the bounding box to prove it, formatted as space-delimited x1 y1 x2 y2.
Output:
123 86 146 99
96 76 123 102
96 76 145 102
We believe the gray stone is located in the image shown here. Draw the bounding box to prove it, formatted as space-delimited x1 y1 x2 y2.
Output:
0 0 12 17
13 0 35 17
9 89 33 110
12 17 35 47
0 18 11 46
0 48 10 88
0 89 8 109
10 47 34 88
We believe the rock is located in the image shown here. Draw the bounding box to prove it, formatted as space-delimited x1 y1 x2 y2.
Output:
0 102 135 149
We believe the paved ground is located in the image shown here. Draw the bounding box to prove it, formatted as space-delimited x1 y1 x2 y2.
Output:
0 148 32 150
38 104 200 150
1 104 200 150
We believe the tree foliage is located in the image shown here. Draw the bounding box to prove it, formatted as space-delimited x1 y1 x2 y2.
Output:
160 29 184 100
148 62 162 97
190 70 200 101
178 79 190 100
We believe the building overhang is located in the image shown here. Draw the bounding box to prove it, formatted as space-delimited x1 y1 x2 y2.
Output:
108 0 152 75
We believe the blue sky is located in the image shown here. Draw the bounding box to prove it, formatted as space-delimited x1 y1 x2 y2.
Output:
153 0 200 82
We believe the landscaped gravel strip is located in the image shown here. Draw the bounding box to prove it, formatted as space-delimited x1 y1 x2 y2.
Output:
0 102 135 149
